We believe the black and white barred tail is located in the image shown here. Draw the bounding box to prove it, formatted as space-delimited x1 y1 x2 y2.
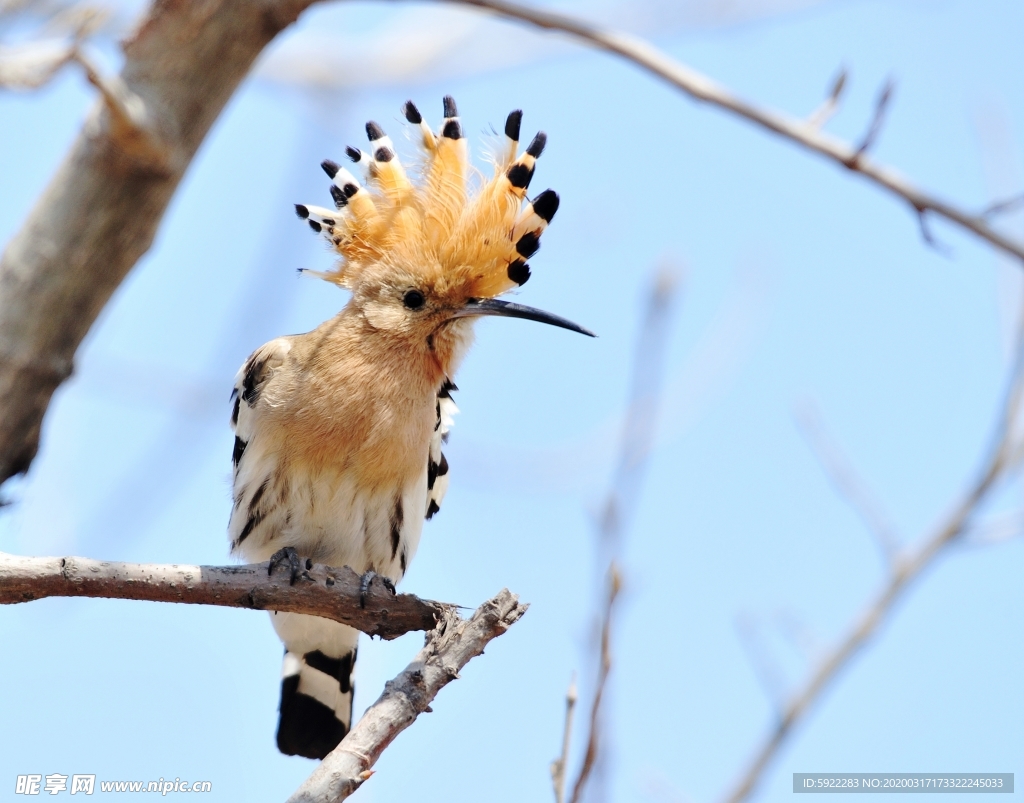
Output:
272 611 358 759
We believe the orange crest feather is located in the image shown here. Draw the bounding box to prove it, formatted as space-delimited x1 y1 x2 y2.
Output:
294 97 559 300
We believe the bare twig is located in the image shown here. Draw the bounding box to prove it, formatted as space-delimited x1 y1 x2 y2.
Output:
0 552 444 639
795 402 901 562
720 317 1024 803
972 101 1024 360
287 589 528 802
915 208 953 257
851 78 894 159
560 268 680 803
961 512 1024 546
598 265 682 552
805 67 847 130
0 0 320 485
569 565 621 803
551 674 579 803
0 38 75 87
982 192 1024 219
42 2 110 38
71 46 166 166
440 0 1024 264
736 608 826 712
0 0 109 89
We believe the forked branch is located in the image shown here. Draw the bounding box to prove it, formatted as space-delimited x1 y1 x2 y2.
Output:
288 590 529 802
550 674 578 803
568 565 621 803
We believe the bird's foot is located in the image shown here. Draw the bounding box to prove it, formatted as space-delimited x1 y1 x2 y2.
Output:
268 547 309 585
359 570 397 608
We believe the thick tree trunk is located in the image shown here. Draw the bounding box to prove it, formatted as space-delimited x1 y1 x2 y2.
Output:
0 0 321 482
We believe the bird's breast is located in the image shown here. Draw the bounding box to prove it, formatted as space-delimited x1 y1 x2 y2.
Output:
272 365 439 490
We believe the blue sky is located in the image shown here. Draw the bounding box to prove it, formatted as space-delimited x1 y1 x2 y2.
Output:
1 1 1022 801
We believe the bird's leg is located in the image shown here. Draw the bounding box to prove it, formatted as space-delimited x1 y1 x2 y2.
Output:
358 570 397 608
268 547 304 585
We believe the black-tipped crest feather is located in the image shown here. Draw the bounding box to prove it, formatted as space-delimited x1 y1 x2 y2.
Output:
505 109 523 141
403 100 422 124
532 190 559 222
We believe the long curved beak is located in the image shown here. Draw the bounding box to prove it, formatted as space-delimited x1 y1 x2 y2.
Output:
452 298 596 337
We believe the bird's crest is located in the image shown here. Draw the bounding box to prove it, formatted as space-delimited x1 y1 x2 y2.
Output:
294 96 558 299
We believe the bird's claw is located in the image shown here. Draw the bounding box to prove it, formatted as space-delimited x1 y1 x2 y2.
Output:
268 547 303 585
359 570 396 608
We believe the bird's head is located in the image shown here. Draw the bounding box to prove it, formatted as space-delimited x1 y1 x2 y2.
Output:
295 97 593 374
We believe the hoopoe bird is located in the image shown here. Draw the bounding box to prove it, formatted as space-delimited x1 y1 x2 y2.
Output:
228 97 592 760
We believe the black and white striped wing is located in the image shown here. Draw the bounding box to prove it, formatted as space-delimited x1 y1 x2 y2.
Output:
228 337 293 555
426 379 456 519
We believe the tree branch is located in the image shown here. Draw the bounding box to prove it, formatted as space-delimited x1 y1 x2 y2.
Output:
441 0 1024 264
558 267 680 803
982 192 1024 219
288 589 528 802
719 313 1024 803
568 565 621 803
0 0 321 484
0 552 445 640
71 46 166 164
550 674 578 803
851 77 894 159
0 39 77 89
805 67 846 130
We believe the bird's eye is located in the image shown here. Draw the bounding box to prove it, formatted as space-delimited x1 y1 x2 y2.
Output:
403 289 426 310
